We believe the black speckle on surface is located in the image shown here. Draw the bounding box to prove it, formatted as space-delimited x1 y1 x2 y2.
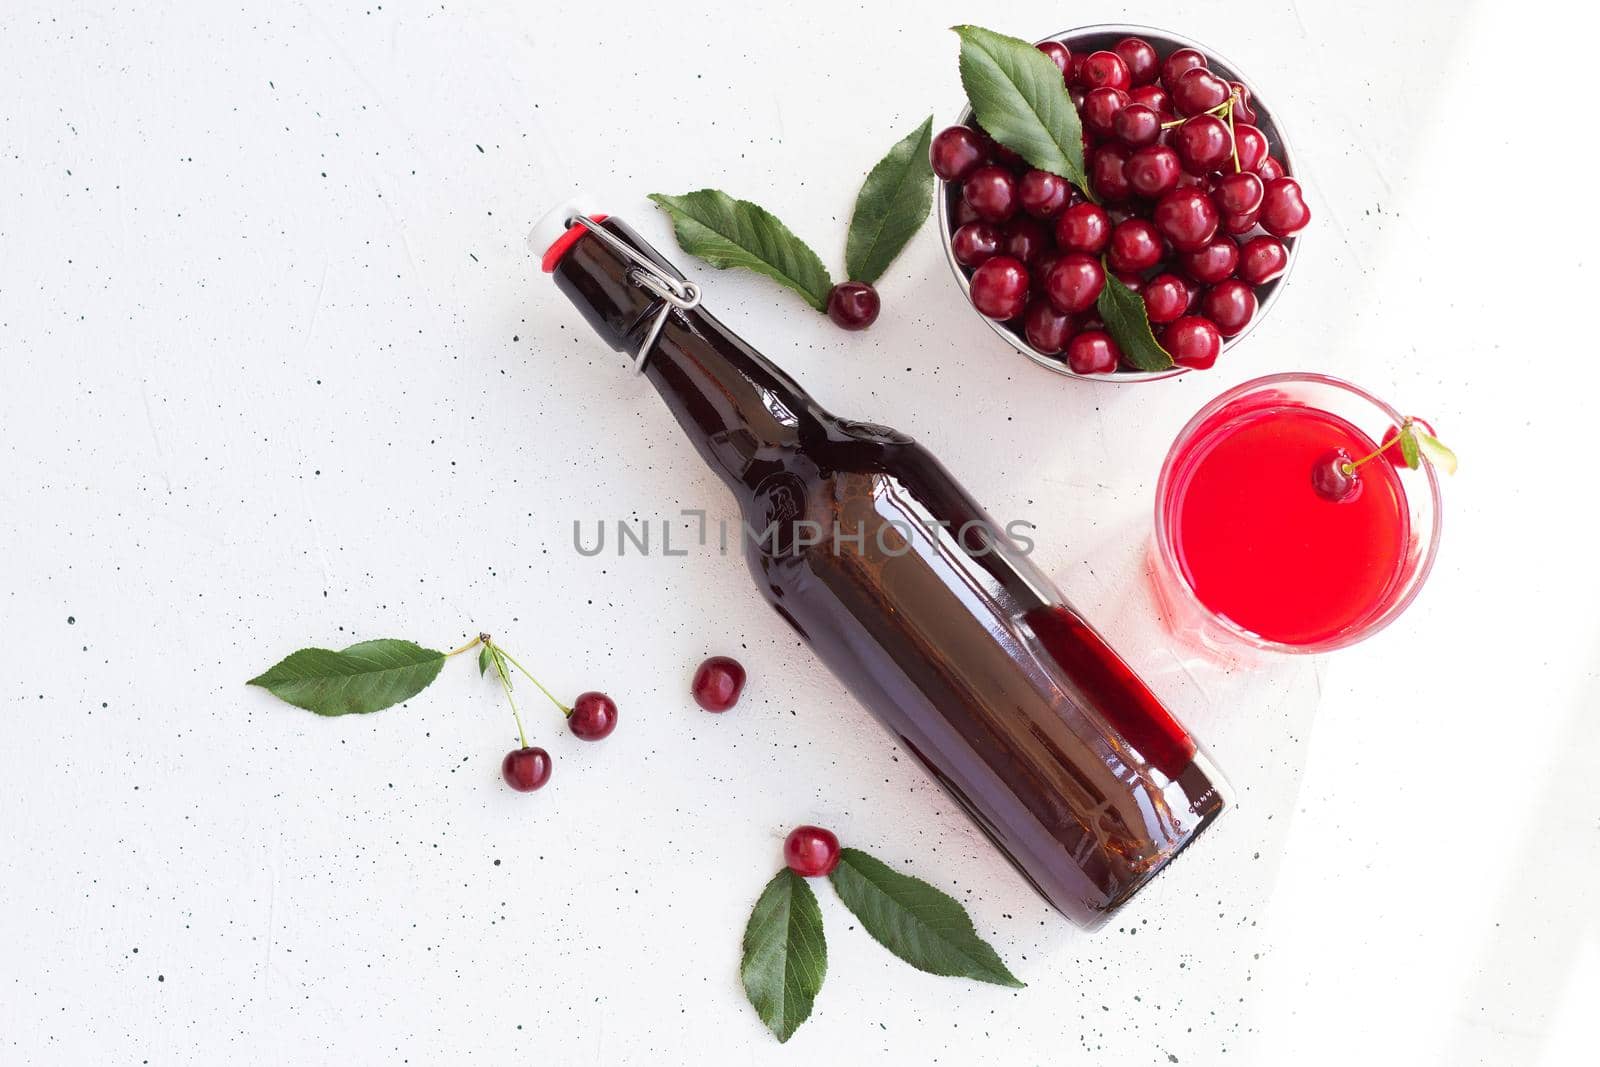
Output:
67 616 76 624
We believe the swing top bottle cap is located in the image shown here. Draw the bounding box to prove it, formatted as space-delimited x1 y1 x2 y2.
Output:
530 194 603 273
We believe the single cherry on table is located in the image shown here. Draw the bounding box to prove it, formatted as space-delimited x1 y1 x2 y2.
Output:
783 826 842 877
692 655 747 712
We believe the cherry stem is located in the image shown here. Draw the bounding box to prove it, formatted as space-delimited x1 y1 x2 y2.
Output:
1341 418 1413 474
487 649 528 749
444 636 482 658
1226 94 1240 173
1159 94 1235 131
491 644 571 716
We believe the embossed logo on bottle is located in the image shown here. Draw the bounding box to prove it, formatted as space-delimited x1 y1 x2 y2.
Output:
751 471 809 558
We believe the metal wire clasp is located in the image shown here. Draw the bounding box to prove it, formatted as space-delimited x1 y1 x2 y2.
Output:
567 215 701 373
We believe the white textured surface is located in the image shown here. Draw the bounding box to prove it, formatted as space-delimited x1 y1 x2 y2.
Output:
2 1 1595 1063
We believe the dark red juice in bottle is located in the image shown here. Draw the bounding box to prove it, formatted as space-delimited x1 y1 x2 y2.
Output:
540 211 1226 927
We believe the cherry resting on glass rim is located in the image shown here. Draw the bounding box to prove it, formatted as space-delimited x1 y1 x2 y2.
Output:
692 655 746 712
502 746 552 791
1310 449 1362 503
784 826 841 877
568 691 618 740
827 282 880 331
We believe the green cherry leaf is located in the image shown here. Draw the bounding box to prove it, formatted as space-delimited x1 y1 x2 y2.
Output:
827 848 1024 988
648 190 834 311
247 639 446 716
1398 424 1422 469
1095 267 1174 372
741 868 827 1043
844 116 936 285
477 644 492 677
952 25 1087 192
1415 431 1458 475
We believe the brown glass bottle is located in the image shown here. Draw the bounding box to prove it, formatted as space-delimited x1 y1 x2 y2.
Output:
543 214 1226 928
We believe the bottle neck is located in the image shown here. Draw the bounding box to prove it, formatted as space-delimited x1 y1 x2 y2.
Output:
550 218 815 489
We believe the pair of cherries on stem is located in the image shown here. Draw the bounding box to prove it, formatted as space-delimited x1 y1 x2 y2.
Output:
447 633 616 793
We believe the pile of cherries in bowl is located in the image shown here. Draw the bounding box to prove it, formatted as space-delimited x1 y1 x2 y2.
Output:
934 28 1307 378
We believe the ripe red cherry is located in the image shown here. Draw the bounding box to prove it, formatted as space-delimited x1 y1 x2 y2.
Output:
1220 208 1260 235
826 282 880 331
1380 419 1436 468
1035 40 1072 78
1054 201 1111 254
1113 271 1145 293
1002 217 1051 265
1311 450 1363 503
1044 254 1104 314
1113 103 1161 147
1256 155 1286 183
1238 235 1290 285
1018 170 1070 218
969 256 1030 319
1174 114 1232 174
1162 315 1223 369
976 130 1024 169
1200 279 1257 336
1107 218 1163 273
691 655 747 712
1154 187 1219 252
1171 67 1230 115
1130 86 1171 118
1023 299 1076 355
1113 37 1160 86
1142 273 1190 324
1081 86 1131 138
950 221 1002 268
1124 145 1182 199
1235 125 1269 173
1088 143 1133 201
963 165 1018 223
950 197 981 229
1260 177 1311 237
1215 171 1265 215
1029 249 1059 288
930 125 987 182
1066 330 1121 374
501 747 552 791
1160 48 1207 91
1179 237 1239 285
1230 82 1258 124
784 826 841 877
568 691 618 740
1079 50 1131 92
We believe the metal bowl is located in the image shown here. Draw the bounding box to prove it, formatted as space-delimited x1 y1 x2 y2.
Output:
937 23 1303 383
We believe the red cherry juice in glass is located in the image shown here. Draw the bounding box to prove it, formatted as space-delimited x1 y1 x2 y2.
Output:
1162 400 1409 646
